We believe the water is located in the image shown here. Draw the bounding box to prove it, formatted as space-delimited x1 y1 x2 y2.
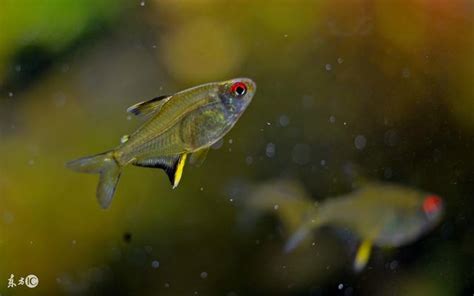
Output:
0 1 472 295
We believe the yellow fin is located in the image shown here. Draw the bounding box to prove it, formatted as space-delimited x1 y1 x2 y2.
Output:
132 154 187 188
172 154 187 188
354 239 372 272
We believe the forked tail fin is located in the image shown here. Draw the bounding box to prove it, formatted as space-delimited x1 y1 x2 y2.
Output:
66 151 121 209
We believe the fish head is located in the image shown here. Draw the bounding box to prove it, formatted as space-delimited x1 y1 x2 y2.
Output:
420 193 444 225
365 184 444 247
218 78 256 116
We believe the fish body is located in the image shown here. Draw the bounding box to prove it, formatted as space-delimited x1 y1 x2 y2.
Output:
248 180 444 271
67 78 256 208
312 184 443 247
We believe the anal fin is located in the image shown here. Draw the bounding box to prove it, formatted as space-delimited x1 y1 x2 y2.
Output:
354 239 373 272
133 153 188 188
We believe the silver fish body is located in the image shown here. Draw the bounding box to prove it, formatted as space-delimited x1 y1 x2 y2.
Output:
67 78 256 208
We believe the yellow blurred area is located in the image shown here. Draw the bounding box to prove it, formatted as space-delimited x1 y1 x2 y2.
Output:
161 19 244 83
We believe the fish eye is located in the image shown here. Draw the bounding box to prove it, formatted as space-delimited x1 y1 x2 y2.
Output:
423 194 442 215
230 82 247 97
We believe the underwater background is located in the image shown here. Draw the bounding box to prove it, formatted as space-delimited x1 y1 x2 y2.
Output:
0 0 473 295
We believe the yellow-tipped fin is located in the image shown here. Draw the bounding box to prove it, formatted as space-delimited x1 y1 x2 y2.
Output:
132 153 188 188
354 239 373 272
173 154 187 188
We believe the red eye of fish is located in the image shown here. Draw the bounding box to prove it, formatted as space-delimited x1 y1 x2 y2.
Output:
230 82 247 97
423 195 442 214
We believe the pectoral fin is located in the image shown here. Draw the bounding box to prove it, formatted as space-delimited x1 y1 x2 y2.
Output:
127 95 171 117
133 153 188 188
189 147 210 167
353 239 372 272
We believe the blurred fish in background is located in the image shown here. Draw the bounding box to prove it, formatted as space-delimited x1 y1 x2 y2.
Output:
245 179 444 273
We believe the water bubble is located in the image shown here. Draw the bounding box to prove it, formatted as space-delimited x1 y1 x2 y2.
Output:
140 1 145 6
279 115 290 127
266 122 271 126
151 260 160 269
325 64 332 71
338 283 344 290
273 204 279 210
354 135 367 150
200 272 208 279
284 34 288 38
8 92 13 97
320 159 326 166
164 282 170 288
337 57 344 64
228 139 233 144
265 143 276 158
329 115 336 123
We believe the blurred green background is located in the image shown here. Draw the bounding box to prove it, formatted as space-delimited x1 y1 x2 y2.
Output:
0 0 473 295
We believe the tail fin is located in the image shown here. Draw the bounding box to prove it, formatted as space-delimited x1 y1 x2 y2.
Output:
246 179 315 233
66 151 121 209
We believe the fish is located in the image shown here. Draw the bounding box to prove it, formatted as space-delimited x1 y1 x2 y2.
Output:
67 78 256 209
245 179 318 233
247 179 444 272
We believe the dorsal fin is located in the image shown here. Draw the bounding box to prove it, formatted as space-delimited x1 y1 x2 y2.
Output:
126 95 171 117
